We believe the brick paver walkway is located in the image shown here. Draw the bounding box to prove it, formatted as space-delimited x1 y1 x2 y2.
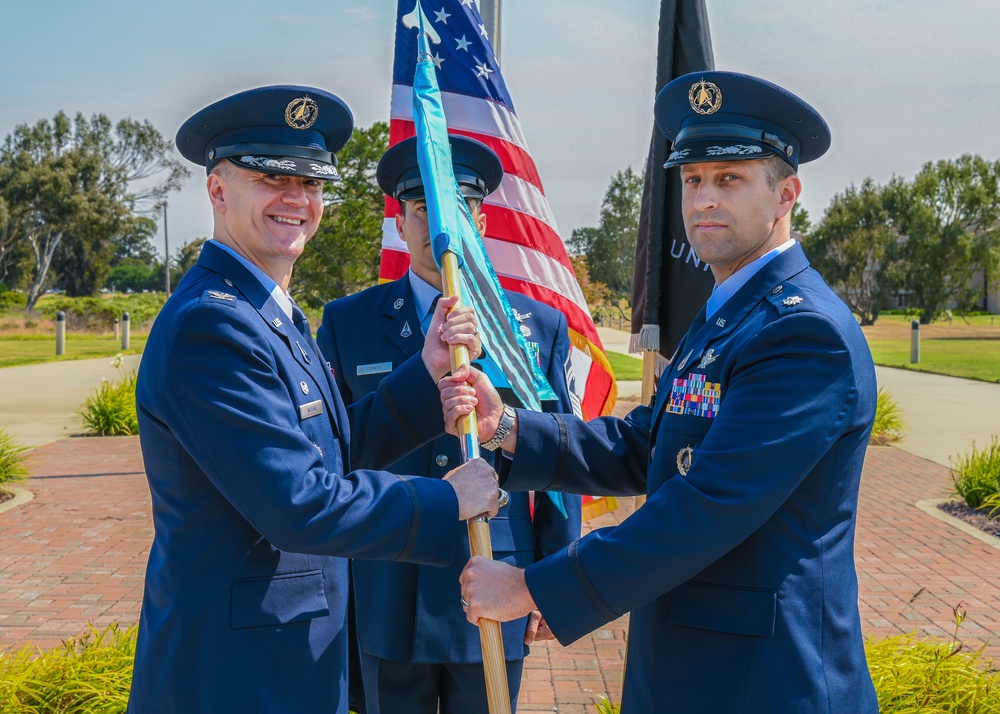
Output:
1 434 998 713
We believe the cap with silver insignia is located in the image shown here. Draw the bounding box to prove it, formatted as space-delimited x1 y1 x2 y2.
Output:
654 71 830 170
377 135 503 201
176 85 353 181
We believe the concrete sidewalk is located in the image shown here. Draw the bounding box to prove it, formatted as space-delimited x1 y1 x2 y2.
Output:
0 355 142 448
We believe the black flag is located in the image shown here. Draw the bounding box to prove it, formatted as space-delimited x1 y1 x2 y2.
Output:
631 0 716 359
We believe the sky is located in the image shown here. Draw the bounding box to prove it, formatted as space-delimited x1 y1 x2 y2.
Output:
2 0 1000 260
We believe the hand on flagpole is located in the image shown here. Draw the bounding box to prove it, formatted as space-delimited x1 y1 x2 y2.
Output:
523 611 555 644
422 295 483 380
444 458 501 521
438 364 509 448
460 557 537 626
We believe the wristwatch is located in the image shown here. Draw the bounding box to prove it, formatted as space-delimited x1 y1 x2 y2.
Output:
480 405 516 451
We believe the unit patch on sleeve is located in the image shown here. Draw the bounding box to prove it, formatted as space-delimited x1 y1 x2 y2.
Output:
666 372 721 418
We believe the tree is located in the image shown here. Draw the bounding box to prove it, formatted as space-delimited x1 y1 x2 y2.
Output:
0 111 188 308
112 215 160 265
570 167 644 300
569 254 612 316
172 237 208 287
791 203 811 236
808 178 906 325
895 154 1000 323
293 122 389 308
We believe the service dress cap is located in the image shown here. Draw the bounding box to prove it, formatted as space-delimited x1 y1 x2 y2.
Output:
654 71 830 170
176 85 353 181
377 135 503 201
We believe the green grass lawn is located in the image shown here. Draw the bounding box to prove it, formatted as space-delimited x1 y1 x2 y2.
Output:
606 349 643 381
0 334 147 368
867 339 1000 383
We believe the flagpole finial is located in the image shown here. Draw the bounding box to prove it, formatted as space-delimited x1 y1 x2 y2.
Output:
402 0 442 45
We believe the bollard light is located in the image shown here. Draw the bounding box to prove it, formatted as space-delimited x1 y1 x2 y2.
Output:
122 312 131 351
114 317 120 341
56 311 66 356
910 320 920 364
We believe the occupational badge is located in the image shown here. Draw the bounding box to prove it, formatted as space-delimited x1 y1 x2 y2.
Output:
675 349 693 372
676 445 694 476
689 79 722 115
285 96 319 129
697 349 718 369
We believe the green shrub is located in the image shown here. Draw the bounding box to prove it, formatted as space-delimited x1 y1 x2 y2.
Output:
80 355 138 436
950 436 1000 509
0 623 135 713
870 388 906 445
867 609 1000 713
595 697 621 713
34 293 168 332
0 291 27 310
0 428 29 494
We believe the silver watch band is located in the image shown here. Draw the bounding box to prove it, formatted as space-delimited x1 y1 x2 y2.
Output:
480 405 515 451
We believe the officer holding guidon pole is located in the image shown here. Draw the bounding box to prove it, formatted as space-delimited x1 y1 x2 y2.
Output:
447 71 880 713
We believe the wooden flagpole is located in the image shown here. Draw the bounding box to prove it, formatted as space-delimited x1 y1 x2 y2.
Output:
440 249 511 713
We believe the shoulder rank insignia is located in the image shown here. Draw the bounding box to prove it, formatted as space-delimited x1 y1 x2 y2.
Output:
207 290 235 301
782 296 803 307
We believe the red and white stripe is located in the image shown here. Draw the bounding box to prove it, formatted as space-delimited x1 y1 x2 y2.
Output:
381 85 617 419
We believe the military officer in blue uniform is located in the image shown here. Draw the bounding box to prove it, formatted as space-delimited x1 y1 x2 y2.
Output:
317 135 581 714
129 86 501 714
450 72 880 713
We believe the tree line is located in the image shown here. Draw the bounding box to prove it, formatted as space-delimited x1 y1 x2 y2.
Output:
3 108 997 327
0 111 189 310
0 110 389 313
570 154 1000 325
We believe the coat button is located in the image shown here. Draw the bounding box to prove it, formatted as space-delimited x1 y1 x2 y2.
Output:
435 454 449 467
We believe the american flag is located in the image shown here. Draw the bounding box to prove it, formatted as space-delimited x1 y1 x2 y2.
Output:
382 0 617 420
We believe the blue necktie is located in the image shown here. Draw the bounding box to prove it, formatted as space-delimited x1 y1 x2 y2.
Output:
420 294 442 336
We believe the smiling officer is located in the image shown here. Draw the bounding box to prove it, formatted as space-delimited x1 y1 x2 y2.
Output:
129 85 500 714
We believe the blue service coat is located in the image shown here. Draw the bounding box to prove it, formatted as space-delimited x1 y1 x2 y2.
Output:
504 244 879 713
317 274 581 664
130 241 461 714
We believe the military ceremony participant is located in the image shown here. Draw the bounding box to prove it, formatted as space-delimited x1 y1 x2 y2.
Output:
449 71 880 713
317 135 581 714
129 85 501 714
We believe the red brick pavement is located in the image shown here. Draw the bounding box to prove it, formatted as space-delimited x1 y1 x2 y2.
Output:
1 435 998 713
0 436 150 652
